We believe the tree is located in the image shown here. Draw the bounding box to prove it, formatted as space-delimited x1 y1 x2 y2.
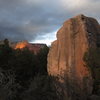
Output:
83 48 100 95
22 75 61 100
4 38 9 46
0 39 14 70
0 39 52 100
36 45 49 75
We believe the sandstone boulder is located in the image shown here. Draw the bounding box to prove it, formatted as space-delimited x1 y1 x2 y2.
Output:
48 14 100 100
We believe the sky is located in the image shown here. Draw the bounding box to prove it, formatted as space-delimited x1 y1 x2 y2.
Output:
0 0 100 45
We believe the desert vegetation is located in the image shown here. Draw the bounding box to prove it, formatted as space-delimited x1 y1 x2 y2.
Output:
0 39 60 100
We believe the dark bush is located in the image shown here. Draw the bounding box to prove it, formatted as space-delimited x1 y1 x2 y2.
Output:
0 39 54 100
83 48 100 95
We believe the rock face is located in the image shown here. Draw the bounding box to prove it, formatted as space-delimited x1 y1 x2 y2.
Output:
13 40 46 54
48 14 100 100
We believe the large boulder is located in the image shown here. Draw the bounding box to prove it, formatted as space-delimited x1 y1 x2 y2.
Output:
47 14 100 100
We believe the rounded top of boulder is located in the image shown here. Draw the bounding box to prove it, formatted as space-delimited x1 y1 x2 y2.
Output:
74 14 85 18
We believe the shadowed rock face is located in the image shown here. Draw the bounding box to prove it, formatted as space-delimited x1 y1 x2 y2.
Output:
47 14 100 100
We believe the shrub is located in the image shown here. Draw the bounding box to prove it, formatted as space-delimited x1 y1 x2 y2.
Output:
83 48 100 95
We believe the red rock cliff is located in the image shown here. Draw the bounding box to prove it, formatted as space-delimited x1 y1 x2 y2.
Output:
14 40 46 54
47 14 100 100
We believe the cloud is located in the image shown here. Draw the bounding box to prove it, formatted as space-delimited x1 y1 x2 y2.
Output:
61 0 100 18
0 0 99 44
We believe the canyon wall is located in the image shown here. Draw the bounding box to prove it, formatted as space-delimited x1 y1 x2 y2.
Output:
48 14 100 100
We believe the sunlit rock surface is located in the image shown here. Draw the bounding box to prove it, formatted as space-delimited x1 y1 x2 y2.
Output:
14 40 46 54
48 14 100 100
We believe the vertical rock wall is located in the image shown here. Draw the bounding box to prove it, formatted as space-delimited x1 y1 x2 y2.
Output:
48 14 100 100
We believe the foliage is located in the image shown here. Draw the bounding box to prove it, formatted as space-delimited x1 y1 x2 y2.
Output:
0 39 49 81
0 39 56 100
0 39 14 70
36 45 49 75
83 47 100 95
83 48 100 69
22 75 61 100
0 68 22 100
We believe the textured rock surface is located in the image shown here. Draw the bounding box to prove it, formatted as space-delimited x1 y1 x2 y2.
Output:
48 14 100 100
